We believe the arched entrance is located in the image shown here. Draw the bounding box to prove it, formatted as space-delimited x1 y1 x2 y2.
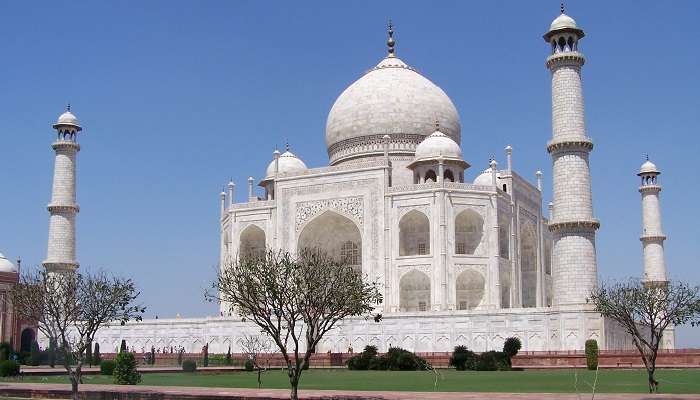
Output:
399 270 431 312
399 210 430 256
456 269 485 310
455 209 484 255
298 211 362 273
239 225 266 260
20 328 34 353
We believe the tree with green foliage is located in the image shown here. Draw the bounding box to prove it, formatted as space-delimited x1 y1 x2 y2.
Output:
182 359 197 372
590 279 700 393
113 351 140 385
208 249 382 400
503 337 522 366
120 339 127 353
225 345 232 365
100 359 115 375
585 339 599 370
29 341 41 366
177 347 184 366
92 343 101 365
150 346 156 365
11 269 144 400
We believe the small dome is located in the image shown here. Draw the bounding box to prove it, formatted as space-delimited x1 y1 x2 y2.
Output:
414 129 462 161
53 107 82 130
639 160 660 175
550 13 578 31
265 150 307 178
473 168 501 186
0 253 17 273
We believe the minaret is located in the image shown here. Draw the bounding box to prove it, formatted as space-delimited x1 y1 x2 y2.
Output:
544 7 599 305
638 158 668 284
43 106 82 273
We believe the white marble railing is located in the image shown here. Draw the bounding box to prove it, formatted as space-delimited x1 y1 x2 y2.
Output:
276 159 389 179
230 200 276 210
389 182 496 193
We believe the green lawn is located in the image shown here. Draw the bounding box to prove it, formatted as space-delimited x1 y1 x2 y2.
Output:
2 369 700 394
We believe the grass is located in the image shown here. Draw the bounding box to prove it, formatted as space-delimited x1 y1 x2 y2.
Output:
2 369 700 394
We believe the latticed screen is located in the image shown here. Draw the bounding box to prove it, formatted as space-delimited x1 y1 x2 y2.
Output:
340 241 360 265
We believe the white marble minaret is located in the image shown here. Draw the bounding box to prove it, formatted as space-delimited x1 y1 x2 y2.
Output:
638 158 668 284
43 106 82 273
544 7 599 305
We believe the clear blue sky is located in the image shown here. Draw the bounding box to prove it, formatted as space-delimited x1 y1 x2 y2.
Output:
1 1 698 346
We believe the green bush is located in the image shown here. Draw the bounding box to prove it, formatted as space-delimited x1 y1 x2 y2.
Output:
503 337 522 359
244 358 254 371
119 339 127 353
347 345 378 370
28 341 41 366
449 345 477 371
585 339 599 370
0 360 20 377
113 352 141 385
225 346 232 365
475 351 510 371
100 360 116 375
348 346 429 371
182 359 197 372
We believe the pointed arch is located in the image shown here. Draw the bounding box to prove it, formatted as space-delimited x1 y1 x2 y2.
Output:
399 210 430 256
456 269 485 310
239 225 266 260
298 210 362 272
455 209 484 255
399 270 431 312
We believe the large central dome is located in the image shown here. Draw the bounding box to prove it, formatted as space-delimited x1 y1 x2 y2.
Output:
325 55 461 165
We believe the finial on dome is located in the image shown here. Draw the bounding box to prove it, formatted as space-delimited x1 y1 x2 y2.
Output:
66 103 71 112
645 153 649 161
387 20 396 58
435 119 440 131
560 1 565 14
285 142 290 152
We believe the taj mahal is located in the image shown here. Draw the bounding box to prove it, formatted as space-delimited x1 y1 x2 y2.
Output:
13 7 674 354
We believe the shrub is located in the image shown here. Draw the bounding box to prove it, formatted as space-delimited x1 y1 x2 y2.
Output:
93 343 101 365
475 351 510 371
100 360 116 375
226 345 232 365
0 360 20 377
585 339 599 370
347 345 378 370
28 341 41 366
182 359 197 372
150 347 156 365
449 345 477 371
0 342 11 361
202 345 209 367
244 358 254 371
113 352 141 385
119 339 127 353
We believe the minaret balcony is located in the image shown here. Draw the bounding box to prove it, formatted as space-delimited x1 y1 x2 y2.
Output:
51 141 80 151
546 138 594 154
546 51 585 69
638 184 662 193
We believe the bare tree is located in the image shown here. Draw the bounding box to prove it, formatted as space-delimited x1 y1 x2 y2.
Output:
12 269 144 400
589 279 700 393
240 332 272 388
207 249 382 400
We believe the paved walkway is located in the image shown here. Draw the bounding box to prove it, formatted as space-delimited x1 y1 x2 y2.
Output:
0 383 699 400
